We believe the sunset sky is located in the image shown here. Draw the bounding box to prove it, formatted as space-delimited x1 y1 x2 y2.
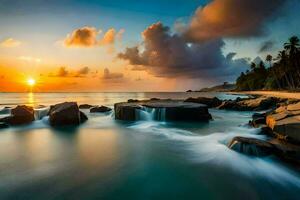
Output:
0 0 299 92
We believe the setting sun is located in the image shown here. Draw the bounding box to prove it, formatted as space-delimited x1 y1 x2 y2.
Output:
27 78 36 87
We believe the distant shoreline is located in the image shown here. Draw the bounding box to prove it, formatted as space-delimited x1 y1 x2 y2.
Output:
228 91 300 99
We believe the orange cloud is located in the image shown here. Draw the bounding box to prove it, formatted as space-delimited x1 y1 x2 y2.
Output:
48 66 91 78
102 68 124 80
64 26 98 47
0 38 21 47
64 27 125 48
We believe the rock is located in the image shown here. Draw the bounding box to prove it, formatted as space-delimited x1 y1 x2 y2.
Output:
128 99 139 103
0 122 9 129
266 102 300 143
150 98 160 101
90 106 112 113
79 104 95 109
49 102 88 126
0 107 11 115
184 97 222 108
228 136 278 157
269 139 300 166
80 111 88 122
229 136 300 166
218 96 280 111
250 112 267 127
0 105 35 125
114 100 212 122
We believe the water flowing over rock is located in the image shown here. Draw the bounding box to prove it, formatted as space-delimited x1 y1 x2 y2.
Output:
114 100 212 122
0 105 35 125
90 106 112 113
49 102 88 126
228 136 277 157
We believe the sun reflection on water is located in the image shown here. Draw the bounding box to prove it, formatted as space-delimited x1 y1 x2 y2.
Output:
27 92 35 106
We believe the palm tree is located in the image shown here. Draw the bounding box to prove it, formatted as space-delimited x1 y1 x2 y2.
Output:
284 36 300 55
284 36 300 87
276 50 294 89
266 54 281 89
250 62 256 71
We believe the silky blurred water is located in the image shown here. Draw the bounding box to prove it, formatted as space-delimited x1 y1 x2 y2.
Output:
0 92 299 200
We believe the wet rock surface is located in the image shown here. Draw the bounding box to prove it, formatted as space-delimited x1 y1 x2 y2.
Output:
218 96 280 111
266 102 300 144
79 104 95 109
184 97 222 108
0 105 35 125
49 102 88 126
228 136 300 166
228 136 277 157
90 106 112 113
114 100 212 122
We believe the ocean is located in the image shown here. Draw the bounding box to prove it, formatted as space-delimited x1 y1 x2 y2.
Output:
0 92 299 200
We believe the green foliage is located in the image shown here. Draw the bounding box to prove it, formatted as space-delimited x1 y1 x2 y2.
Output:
236 36 300 91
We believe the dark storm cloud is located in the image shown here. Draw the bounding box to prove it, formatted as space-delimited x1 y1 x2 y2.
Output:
118 22 248 80
259 40 275 53
184 0 286 42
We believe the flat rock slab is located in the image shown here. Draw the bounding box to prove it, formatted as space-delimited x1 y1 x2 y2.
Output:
267 102 300 143
114 100 212 122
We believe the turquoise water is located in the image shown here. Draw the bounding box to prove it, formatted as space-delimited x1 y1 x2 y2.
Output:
0 92 300 200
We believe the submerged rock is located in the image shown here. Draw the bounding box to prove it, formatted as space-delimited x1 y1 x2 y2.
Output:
184 97 222 108
0 105 35 125
79 104 95 109
49 102 88 126
228 136 277 157
114 100 212 122
90 106 112 113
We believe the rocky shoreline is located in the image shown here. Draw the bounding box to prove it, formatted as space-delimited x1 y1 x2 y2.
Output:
0 95 300 168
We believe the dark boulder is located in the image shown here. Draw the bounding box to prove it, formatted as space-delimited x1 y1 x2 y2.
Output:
150 98 160 101
184 97 222 108
127 99 139 103
49 102 88 126
0 122 9 129
250 112 267 127
228 136 278 157
0 105 35 125
79 104 95 109
90 106 112 113
256 97 279 111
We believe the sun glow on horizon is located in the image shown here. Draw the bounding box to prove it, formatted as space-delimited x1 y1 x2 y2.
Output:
27 78 36 87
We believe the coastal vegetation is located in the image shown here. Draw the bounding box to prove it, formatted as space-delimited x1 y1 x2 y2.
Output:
236 36 300 91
